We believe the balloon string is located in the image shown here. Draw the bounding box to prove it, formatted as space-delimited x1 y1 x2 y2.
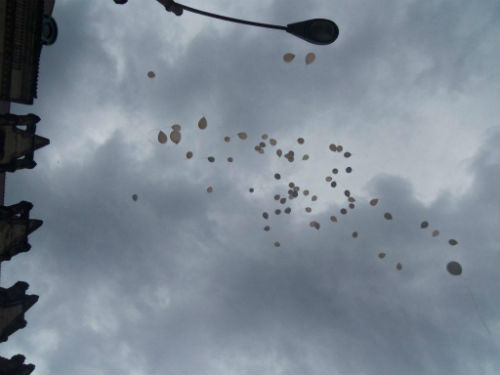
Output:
465 282 492 337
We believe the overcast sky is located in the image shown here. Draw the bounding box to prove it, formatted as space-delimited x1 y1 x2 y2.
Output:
2 0 499 373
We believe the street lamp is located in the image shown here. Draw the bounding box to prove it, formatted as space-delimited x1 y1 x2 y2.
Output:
114 0 339 45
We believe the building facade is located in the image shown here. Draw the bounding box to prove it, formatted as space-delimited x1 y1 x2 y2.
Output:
0 1 56 373
0 0 57 104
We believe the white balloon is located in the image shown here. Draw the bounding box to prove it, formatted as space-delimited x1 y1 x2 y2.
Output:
170 130 181 144
305 52 316 65
157 130 167 144
283 53 295 62
198 116 207 129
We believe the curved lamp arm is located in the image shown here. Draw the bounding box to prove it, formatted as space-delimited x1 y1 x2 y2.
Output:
157 0 339 45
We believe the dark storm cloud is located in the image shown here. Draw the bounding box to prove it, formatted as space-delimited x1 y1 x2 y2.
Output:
6 125 497 373
37 2 119 105
162 129 499 373
2 0 498 373
101 0 499 143
34 0 499 143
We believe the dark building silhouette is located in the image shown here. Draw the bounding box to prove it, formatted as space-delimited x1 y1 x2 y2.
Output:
0 281 38 343
0 200 43 262
0 0 57 104
0 113 50 172
0 2 56 373
0 354 35 375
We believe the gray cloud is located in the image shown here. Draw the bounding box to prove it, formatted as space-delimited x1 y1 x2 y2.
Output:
2 0 498 373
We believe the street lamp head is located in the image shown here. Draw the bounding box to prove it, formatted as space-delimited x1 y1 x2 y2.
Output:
286 18 339 45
